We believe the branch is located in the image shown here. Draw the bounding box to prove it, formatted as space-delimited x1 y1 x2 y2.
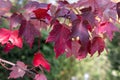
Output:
0 58 36 78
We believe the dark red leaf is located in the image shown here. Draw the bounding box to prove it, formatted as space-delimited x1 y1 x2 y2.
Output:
3 43 15 53
33 4 51 20
117 2 120 19
46 21 70 58
33 52 50 72
90 37 105 56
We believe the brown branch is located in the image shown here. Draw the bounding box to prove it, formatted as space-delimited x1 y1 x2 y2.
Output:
0 58 36 78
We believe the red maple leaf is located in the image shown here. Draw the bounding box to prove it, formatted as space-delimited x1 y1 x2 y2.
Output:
0 28 23 48
3 42 15 53
46 21 70 58
89 37 105 56
33 4 51 20
9 13 23 29
33 52 50 72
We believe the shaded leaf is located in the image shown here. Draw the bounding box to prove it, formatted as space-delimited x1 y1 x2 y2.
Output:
19 20 40 47
71 20 89 45
8 61 27 79
9 13 23 29
116 2 120 19
3 42 15 53
0 0 12 16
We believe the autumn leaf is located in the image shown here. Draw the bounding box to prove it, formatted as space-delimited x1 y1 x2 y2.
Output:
9 13 23 29
0 28 10 45
33 4 51 20
33 52 50 72
19 20 40 47
0 0 12 16
46 21 71 58
96 22 119 40
3 42 15 53
34 74 47 80
71 20 89 45
0 28 23 48
117 2 120 19
89 37 105 56
8 61 27 79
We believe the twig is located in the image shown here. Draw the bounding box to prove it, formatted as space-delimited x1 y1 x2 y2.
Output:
0 58 36 78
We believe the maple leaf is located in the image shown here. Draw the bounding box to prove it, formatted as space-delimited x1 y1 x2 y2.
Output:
46 21 71 58
0 28 23 48
71 20 89 45
81 7 96 27
65 41 81 58
33 4 51 20
19 20 40 47
3 42 15 53
34 74 47 80
116 2 120 19
24 1 40 13
0 28 10 45
9 13 23 29
0 0 12 16
89 37 105 56
33 52 50 72
8 61 27 79
96 22 119 40
9 30 23 48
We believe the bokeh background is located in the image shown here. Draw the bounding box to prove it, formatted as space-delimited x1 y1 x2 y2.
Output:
0 0 120 80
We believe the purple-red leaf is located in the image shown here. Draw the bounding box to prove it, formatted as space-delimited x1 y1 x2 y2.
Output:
71 20 89 45
0 0 12 16
19 20 40 47
8 61 27 79
33 52 50 72
117 2 120 19
90 37 105 56
9 13 23 29
46 21 70 58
